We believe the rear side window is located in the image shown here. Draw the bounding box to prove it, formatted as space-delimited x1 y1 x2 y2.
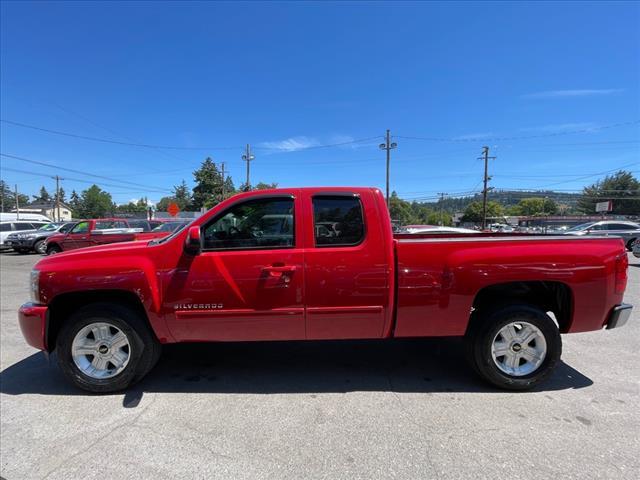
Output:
607 223 638 230
313 196 365 247
0 223 11 232
128 220 151 231
203 197 295 250
95 220 128 230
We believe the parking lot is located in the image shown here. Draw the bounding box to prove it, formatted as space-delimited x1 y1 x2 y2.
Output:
0 252 638 480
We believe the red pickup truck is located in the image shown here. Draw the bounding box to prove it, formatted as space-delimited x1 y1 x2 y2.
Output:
19 187 632 393
44 218 170 255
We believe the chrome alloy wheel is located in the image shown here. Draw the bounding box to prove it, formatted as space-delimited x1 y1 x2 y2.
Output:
491 321 547 376
71 322 131 379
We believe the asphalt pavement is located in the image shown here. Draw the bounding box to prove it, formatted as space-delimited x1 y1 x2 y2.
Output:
1 251 638 479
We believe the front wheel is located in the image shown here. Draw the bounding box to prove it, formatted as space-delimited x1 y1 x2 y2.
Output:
34 239 46 255
56 303 161 393
466 304 561 391
46 244 62 255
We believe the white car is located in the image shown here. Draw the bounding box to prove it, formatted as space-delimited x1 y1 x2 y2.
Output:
0 220 51 249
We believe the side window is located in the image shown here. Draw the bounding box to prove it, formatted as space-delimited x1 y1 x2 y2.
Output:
115 221 128 229
313 196 365 247
71 222 90 234
608 223 636 230
203 197 295 250
1 223 12 232
15 223 35 231
60 223 75 233
95 221 116 230
589 224 605 231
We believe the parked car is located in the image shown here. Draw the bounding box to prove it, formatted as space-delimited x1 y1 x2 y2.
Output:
564 220 640 250
0 220 50 250
126 219 165 232
4 222 76 254
19 187 632 393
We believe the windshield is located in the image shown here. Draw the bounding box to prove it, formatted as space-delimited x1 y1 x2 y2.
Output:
37 223 60 232
148 219 195 245
567 222 596 232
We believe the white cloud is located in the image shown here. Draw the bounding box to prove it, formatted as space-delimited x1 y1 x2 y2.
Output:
523 89 623 99
453 132 494 140
519 122 598 133
259 136 320 152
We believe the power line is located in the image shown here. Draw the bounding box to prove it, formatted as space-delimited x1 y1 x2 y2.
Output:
0 118 380 152
1 153 172 193
396 120 640 143
0 167 167 194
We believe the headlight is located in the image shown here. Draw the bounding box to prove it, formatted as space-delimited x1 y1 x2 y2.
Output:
30 269 40 303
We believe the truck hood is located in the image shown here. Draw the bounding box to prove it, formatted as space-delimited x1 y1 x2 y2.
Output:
35 239 153 268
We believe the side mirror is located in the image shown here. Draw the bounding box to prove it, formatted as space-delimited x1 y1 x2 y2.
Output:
184 226 202 255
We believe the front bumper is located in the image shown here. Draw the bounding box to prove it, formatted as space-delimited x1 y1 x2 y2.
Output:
5 238 36 249
18 303 49 350
606 304 633 330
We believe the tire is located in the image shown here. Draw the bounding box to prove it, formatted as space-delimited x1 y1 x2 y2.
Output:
34 239 46 255
56 303 161 393
466 304 561 391
46 244 62 255
627 239 637 251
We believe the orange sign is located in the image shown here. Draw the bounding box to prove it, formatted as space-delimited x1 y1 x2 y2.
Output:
167 202 180 217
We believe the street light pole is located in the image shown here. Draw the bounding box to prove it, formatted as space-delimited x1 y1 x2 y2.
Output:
379 129 397 208
242 144 255 191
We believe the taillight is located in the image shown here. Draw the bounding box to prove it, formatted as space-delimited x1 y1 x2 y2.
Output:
615 253 628 295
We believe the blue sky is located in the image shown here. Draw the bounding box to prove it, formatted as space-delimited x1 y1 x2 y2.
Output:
1 1 639 205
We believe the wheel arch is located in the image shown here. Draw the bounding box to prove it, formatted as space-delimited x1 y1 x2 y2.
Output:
47 289 157 352
468 281 574 334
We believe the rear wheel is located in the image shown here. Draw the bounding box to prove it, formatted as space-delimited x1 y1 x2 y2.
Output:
56 303 161 393
466 304 561 391
46 244 62 255
627 239 637 251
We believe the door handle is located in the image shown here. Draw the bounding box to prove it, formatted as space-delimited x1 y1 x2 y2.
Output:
263 265 297 277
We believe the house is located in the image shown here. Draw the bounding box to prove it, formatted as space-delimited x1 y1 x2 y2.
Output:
12 201 73 221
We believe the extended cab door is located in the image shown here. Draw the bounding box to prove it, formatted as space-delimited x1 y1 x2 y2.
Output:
164 193 306 342
303 190 393 339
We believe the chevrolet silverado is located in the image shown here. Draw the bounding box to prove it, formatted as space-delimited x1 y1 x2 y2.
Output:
18 187 632 392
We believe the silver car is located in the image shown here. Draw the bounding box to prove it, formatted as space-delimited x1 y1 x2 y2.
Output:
564 220 640 250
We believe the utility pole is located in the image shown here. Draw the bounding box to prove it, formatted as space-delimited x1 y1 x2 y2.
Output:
379 129 397 208
437 192 447 226
15 184 20 220
479 146 496 231
54 175 61 222
220 162 226 201
242 144 255 191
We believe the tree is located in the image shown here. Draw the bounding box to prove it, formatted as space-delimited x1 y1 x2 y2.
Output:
192 157 235 210
513 197 558 216
461 201 503 223
115 198 148 214
388 192 415 224
0 180 29 211
254 182 278 190
75 185 115 218
33 186 51 203
427 211 453 226
577 170 640 215
54 187 66 204
69 190 81 216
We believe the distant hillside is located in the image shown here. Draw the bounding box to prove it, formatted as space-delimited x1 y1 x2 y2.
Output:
412 189 582 213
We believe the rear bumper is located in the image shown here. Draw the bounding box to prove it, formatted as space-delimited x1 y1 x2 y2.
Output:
606 304 633 330
18 303 49 350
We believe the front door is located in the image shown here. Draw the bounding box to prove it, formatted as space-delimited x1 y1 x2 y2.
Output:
62 221 91 250
165 194 306 342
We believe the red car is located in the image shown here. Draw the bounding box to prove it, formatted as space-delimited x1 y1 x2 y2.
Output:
19 187 632 392
44 218 171 255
